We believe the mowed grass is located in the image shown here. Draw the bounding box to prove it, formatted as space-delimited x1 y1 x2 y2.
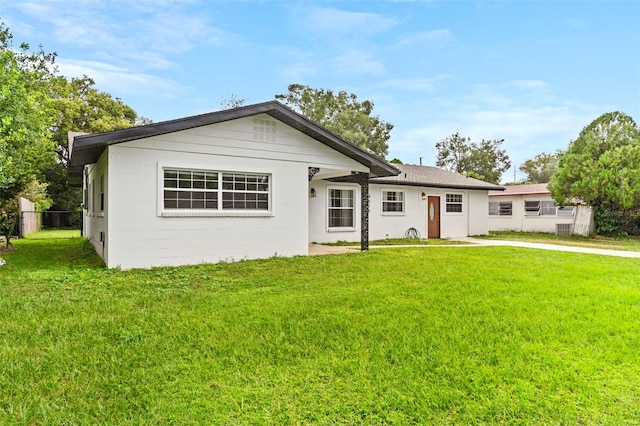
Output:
1 238 640 424
484 231 640 252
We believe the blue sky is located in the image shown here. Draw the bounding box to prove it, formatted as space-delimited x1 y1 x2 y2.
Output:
3 0 639 182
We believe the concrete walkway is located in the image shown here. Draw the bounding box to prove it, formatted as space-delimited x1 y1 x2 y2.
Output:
310 239 640 259
454 237 640 259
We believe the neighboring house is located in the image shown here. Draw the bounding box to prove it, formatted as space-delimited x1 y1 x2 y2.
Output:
488 183 576 233
69 101 502 269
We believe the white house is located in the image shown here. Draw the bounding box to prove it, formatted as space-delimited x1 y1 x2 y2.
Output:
69 101 503 269
309 164 503 243
488 183 576 233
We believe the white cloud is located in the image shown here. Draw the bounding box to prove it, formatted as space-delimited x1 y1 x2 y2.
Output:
387 83 603 181
394 29 454 47
57 59 185 98
299 7 398 38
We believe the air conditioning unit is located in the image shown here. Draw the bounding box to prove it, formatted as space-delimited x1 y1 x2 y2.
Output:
555 223 571 236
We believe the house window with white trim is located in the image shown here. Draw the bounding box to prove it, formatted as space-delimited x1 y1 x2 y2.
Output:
328 188 354 229
382 190 404 213
557 206 575 216
541 200 556 215
99 175 104 212
525 200 564 216
445 193 463 213
489 201 512 216
524 200 541 216
163 169 269 211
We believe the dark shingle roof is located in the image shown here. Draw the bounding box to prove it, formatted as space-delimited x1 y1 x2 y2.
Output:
68 101 399 185
369 164 505 191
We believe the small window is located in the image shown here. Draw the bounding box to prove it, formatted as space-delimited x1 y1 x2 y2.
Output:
99 175 104 212
328 188 355 229
557 206 575 216
489 201 512 216
524 200 541 216
382 190 404 213
91 179 96 213
253 118 276 142
445 193 463 213
541 200 556 215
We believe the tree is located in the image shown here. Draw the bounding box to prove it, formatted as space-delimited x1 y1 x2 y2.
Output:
436 133 510 184
275 84 393 158
389 158 403 164
549 112 640 210
519 151 560 183
218 93 247 109
43 75 150 211
0 23 57 245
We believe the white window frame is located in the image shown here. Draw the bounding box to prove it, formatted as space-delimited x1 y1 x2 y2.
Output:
557 206 575 216
327 186 356 231
381 189 405 215
445 193 463 214
489 201 512 216
99 175 105 212
541 200 556 216
524 200 541 216
158 165 273 217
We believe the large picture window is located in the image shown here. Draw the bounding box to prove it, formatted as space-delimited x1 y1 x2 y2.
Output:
445 193 463 213
328 188 354 229
163 168 269 211
382 190 404 213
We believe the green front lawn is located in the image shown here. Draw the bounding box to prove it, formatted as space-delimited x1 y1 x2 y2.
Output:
483 231 640 252
1 238 639 424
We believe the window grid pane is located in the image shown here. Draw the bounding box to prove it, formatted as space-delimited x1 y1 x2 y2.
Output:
499 201 512 216
541 200 556 215
445 193 463 213
489 201 499 215
382 191 404 213
163 169 268 211
524 200 541 216
329 189 355 228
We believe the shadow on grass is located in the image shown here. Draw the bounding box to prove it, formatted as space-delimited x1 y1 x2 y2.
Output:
1 238 105 273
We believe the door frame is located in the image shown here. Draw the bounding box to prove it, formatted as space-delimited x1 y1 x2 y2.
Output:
427 196 441 239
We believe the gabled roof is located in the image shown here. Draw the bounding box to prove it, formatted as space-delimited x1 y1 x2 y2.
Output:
488 183 549 196
68 100 399 184
368 164 505 191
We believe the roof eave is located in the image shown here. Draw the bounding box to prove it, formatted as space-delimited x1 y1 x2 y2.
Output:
69 101 399 178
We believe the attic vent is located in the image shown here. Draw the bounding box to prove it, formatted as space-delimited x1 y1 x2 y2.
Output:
253 118 276 142
555 223 572 237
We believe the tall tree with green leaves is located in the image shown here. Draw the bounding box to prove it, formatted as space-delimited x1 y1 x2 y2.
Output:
436 133 510 184
549 111 640 212
43 75 150 211
0 23 57 245
275 84 393 158
519 151 560 183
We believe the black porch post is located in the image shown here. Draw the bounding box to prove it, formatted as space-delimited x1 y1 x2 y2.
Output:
356 172 370 251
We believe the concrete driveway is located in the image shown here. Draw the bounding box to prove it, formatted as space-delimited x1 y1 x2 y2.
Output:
309 239 640 259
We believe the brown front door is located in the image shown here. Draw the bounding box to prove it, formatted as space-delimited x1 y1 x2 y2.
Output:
427 196 441 238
